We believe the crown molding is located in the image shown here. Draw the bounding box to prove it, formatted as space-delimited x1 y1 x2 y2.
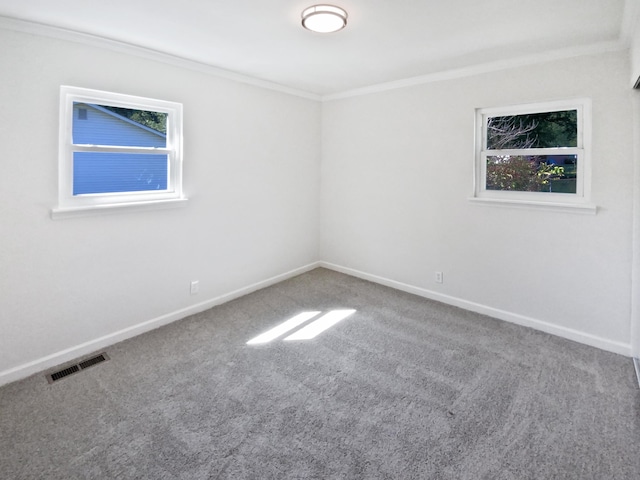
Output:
322 39 627 101
0 13 632 104
0 15 322 102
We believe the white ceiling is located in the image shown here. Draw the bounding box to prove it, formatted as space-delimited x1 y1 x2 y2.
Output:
0 0 634 96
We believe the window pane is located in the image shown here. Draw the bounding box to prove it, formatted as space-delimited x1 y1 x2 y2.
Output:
72 102 167 147
487 110 577 149
486 155 577 194
73 152 168 195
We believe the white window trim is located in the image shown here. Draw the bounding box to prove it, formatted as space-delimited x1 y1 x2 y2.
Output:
470 98 596 214
52 86 186 219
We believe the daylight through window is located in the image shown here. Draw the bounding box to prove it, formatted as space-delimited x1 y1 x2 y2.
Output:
473 99 592 211
53 86 185 218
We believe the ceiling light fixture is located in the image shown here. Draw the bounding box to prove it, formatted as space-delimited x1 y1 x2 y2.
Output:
301 5 348 33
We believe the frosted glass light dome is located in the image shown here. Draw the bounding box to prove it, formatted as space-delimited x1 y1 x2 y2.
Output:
301 5 348 33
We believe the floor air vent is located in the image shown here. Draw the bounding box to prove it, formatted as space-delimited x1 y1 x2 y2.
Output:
46 353 110 384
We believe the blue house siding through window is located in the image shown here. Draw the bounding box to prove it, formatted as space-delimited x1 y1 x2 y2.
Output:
72 103 168 195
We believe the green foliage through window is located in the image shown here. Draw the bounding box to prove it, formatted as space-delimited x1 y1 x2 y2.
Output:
486 155 577 193
103 106 167 134
484 109 578 194
487 110 577 149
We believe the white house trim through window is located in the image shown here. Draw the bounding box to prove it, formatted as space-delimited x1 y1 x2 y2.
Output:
52 86 185 218
472 98 595 213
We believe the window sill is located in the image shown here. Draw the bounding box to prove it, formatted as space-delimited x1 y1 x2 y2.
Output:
51 197 188 219
468 196 597 214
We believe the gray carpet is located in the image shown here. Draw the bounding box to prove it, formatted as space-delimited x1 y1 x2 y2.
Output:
1 268 639 479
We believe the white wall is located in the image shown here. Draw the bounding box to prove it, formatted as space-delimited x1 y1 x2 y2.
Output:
631 4 640 86
629 4 640 359
1 23 637 386
321 51 635 355
0 28 321 383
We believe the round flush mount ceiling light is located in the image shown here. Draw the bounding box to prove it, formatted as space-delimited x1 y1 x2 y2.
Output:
301 5 348 33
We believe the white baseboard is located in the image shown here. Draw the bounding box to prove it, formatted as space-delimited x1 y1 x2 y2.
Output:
2 260 631 387
0 262 320 387
319 262 632 357
634 358 640 388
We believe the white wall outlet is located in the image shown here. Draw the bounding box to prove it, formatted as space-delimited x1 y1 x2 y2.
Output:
435 271 443 284
190 280 200 295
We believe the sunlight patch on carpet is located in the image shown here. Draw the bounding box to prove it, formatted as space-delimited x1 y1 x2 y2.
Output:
247 309 356 344
246 311 321 345
284 309 356 341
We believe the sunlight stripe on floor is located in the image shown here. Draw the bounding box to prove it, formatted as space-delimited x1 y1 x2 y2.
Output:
246 311 321 345
283 309 356 341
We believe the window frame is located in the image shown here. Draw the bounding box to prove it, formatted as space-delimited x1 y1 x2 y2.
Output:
472 98 595 213
52 86 186 218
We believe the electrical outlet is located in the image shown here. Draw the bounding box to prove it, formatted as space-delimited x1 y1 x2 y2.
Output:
435 271 443 284
190 280 200 295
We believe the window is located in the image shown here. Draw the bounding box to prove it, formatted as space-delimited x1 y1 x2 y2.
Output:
52 86 185 218
473 99 594 212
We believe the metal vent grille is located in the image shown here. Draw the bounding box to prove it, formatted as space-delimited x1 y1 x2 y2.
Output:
46 353 110 384
49 365 80 382
78 353 108 369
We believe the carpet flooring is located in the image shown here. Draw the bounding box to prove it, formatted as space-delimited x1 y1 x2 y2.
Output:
1 268 639 479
